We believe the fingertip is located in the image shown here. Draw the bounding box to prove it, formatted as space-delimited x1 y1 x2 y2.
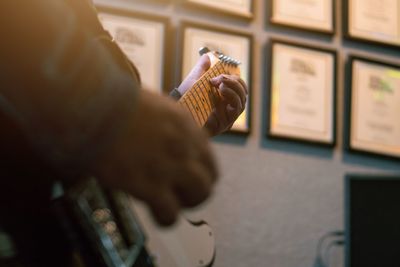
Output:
210 74 227 86
148 191 180 226
199 54 211 70
209 77 218 85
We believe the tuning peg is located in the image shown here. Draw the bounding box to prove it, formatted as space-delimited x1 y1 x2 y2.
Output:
199 47 210 56
233 60 241 65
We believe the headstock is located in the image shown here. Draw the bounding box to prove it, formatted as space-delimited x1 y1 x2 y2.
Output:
199 47 241 77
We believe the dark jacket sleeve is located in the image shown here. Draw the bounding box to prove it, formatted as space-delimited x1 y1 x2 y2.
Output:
0 1 140 179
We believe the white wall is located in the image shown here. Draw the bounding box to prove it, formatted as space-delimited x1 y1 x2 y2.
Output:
95 0 400 266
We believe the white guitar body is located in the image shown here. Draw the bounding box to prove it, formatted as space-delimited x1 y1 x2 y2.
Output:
131 202 215 267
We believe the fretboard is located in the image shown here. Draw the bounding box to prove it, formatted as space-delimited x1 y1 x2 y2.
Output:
179 61 227 127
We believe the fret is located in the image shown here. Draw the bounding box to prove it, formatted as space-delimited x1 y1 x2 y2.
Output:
181 98 199 123
197 75 213 101
188 91 207 125
194 80 213 111
188 90 207 125
199 78 216 108
192 86 212 115
180 97 198 125
195 84 212 112
216 63 226 75
204 73 221 107
210 64 222 78
210 85 220 108
214 62 225 76
182 94 202 126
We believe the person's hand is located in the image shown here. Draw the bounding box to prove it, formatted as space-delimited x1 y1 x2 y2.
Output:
92 90 218 226
206 74 248 136
177 55 248 136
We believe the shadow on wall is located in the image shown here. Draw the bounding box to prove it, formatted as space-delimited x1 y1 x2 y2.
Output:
212 134 248 147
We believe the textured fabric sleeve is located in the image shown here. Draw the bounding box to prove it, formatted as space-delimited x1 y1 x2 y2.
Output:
169 88 183 101
0 1 140 179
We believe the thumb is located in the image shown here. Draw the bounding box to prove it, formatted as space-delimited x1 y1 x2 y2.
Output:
178 54 211 95
188 54 211 80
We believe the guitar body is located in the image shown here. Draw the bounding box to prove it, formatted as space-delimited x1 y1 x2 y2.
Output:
50 178 154 267
132 202 216 267
50 48 238 267
50 177 216 267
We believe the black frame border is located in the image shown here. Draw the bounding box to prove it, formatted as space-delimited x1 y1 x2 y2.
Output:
346 55 400 161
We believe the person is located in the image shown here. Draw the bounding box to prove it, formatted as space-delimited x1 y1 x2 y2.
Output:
0 0 247 265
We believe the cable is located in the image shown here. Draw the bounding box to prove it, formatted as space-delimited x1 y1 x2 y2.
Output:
323 240 344 267
314 231 345 267
316 231 344 258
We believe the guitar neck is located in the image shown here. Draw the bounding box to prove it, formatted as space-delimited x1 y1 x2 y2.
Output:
179 61 226 127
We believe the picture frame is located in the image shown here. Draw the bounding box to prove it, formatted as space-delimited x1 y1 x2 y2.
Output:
268 40 337 146
185 0 254 19
270 0 335 34
180 21 253 135
344 0 400 48
348 56 400 160
96 6 170 94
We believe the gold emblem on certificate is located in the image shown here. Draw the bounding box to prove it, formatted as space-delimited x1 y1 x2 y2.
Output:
271 0 334 33
269 41 336 145
350 57 400 158
181 22 252 134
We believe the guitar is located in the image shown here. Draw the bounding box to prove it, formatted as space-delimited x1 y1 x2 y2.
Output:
47 48 241 267
132 48 241 267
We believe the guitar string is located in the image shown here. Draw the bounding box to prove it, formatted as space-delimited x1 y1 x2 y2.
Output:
189 90 207 124
192 61 223 117
181 96 198 123
187 67 220 124
193 82 212 113
183 93 202 125
190 87 208 123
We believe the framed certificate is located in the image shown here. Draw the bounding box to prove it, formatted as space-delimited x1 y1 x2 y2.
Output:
349 56 400 159
97 6 169 94
346 0 400 47
268 40 337 146
270 0 335 34
180 22 253 134
186 0 253 19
